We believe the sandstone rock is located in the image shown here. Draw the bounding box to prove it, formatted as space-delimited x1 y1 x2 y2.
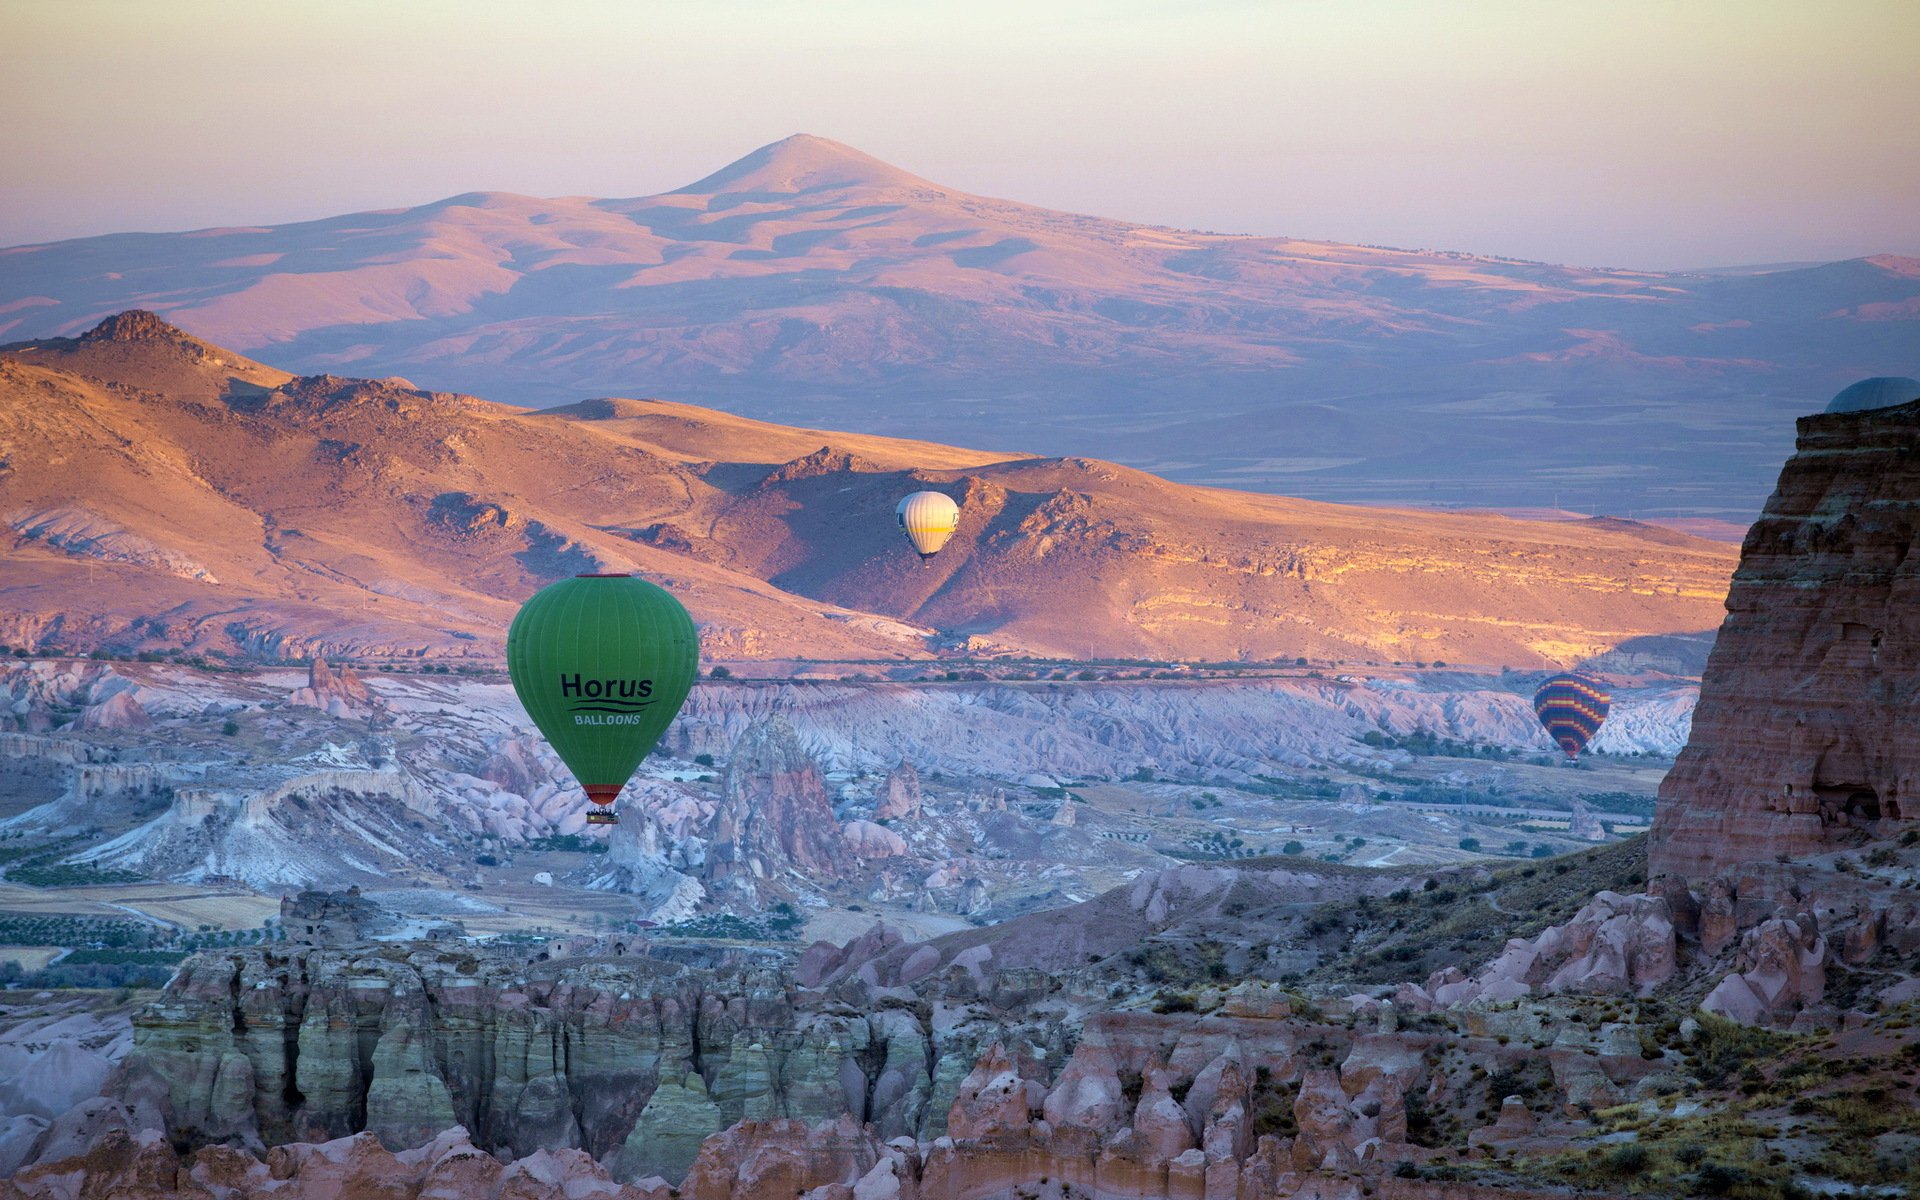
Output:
1431 891 1677 1005
1290 1069 1357 1171
1473 1095 1537 1146
616 1072 723 1184
842 820 908 858
680 1115 882 1200
946 1043 1035 1141
873 763 923 821
706 719 849 896
0 1038 114 1121
365 1020 459 1150
288 657 374 718
1701 914 1828 1026
1131 1060 1196 1162
0 1114 48 1177
591 789 706 921
1699 877 1739 955
862 1010 934 1140
74 689 150 731
479 735 551 797
1652 397 1920 881
1041 1039 1128 1136
2 1126 195 1200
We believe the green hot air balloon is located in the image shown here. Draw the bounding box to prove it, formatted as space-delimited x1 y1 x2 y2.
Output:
507 574 699 825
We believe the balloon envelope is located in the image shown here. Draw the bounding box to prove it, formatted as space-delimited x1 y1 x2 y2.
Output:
1532 672 1610 759
896 491 960 558
507 574 699 818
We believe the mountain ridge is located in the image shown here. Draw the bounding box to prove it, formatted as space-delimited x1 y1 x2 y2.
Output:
3 136 1913 518
0 311 1738 666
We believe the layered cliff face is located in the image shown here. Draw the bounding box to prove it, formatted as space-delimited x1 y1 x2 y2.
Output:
81 936 1690 1199
1651 398 1920 881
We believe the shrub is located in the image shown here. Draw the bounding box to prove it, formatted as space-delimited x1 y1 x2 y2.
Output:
1693 1163 1747 1196
1458 837 1481 851
221 719 240 736
1602 1144 1648 1176
1282 841 1305 856
694 753 715 766
709 665 732 679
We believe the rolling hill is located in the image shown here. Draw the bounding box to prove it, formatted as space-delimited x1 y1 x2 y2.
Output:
0 312 1737 665
2 136 1913 519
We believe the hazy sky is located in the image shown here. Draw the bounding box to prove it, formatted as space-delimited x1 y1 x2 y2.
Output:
3 0 1916 269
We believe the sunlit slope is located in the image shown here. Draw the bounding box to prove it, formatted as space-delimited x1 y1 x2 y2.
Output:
0 313 1737 664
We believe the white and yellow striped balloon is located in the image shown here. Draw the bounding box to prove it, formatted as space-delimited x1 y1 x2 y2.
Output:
895 491 960 558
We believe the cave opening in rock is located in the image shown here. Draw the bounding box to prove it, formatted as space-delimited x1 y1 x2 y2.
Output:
1844 789 1881 822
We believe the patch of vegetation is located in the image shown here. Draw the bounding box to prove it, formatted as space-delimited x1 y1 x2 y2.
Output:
1128 937 1230 986
1296 836 1650 986
0 914 162 949
0 955 177 989
1249 1065 1300 1138
58 949 187 967
522 834 608 855
7 859 145 886
655 903 804 943
1357 728 1515 760
1686 1014 1794 1089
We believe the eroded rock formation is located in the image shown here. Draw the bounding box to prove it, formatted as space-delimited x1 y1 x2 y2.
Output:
706 718 851 899
1652 397 1920 880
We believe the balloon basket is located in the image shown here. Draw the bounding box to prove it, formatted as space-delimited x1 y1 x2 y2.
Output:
585 810 619 826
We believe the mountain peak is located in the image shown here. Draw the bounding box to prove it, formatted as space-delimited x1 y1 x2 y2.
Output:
675 133 940 198
80 310 196 344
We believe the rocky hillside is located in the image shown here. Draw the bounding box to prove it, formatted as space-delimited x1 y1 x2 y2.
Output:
9 815 1919 1200
0 656 1684 916
4 136 1915 517
0 312 1737 664
10 358 1920 1200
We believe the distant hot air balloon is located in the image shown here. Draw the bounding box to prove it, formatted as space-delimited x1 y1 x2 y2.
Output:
507 574 699 825
896 491 960 559
1532 672 1611 760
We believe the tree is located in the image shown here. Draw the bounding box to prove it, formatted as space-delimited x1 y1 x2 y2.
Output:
710 665 732 679
1282 841 1305 856
1458 837 1481 852
1530 843 1555 859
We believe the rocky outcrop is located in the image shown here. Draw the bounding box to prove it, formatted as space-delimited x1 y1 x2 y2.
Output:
100 941 973 1181
842 819 908 858
945 1044 1039 1141
1652 396 1920 880
0 1125 674 1200
73 690 150 731
590 790 707 922
1415 891 1678 1007
874 763 923 821
705 718 850 897
1701 913 1828 1026
288 658 374 718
